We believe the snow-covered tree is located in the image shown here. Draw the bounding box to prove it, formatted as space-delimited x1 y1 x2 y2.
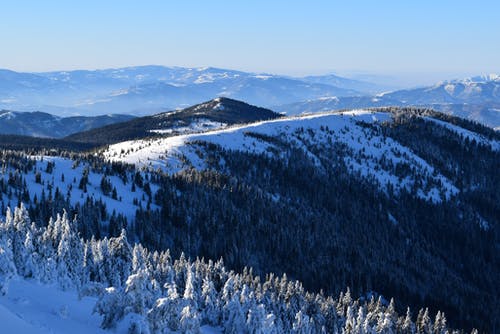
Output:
292 310 313 334
201 276 221 325
223 293 246 334
0 237 16 295
148 280 181 332
180 305 201 334
401 307 415 334
124 269 154 315
94 287 125 329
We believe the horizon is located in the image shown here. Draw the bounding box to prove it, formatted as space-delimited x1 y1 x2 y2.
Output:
1 0 499 86
1 63 498 88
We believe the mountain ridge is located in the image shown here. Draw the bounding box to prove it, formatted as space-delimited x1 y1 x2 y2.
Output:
0 110 135 138
0 66 367 116
275 74 500 128
65 97 282 145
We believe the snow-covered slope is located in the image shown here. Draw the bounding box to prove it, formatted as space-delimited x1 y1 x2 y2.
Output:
0 279 106 334
0 156 156 222
104 110 472 202
0 278 221 334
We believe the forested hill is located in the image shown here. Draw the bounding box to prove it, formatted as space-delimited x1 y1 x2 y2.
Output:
0 110 135 138
0 205 456 334
0 107 498 331
65 97 281 145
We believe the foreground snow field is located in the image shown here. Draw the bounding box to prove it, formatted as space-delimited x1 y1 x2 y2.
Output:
0 278 106 334
0 278 222 334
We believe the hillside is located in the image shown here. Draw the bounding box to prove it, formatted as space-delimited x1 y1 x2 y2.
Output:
0 110 134 138
0 205 457 334
65 97 282 145
0 134 99 151
0 107 499 331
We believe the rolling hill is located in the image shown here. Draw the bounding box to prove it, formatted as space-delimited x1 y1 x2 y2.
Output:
0 110 134 138
65 97 282 145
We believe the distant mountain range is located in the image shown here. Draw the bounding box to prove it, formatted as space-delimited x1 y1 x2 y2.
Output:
0 110 134 138
0 66 376 116
275 75 500 128
1 66 499 129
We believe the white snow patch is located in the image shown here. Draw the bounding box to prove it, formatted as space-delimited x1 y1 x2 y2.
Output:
0 278 222 334
150 119 227 135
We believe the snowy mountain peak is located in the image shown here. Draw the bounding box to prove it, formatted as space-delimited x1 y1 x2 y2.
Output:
448 73 500 84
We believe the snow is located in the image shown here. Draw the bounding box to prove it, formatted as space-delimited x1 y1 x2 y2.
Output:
0 278 222 334
423 117 500 151
253 74 272 80
316 96 339 101
0 111 16 120
388 213 398 226
0 156 158 221
444 84 455 94
150 119 227 135
104 110 458 202
0 303 46 334
0 278 106 334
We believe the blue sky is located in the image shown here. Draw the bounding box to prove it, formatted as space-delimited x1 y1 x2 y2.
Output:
0 0 499 81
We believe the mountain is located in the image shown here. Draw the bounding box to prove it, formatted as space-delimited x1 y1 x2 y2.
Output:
301 73 387 94
62 73 360 116
0 110 134 138
0 105 500 331
275 75 500 128
104 108 497 197
0 106 499 331
381 74 500 104
275 96 403 114
65 97 281 145
0 66 362 116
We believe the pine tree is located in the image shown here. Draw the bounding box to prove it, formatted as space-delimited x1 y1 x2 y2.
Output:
124 269 154 315
224 293 246 334
402 307 415 334
147 282 181 333
201 276 221 326
292 310 313 334
22 228 38 279
433 311 447 334
0 234 16 295
94 287 125 329
180 305 201 334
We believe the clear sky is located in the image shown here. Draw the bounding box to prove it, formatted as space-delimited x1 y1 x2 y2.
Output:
0 0 499 81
